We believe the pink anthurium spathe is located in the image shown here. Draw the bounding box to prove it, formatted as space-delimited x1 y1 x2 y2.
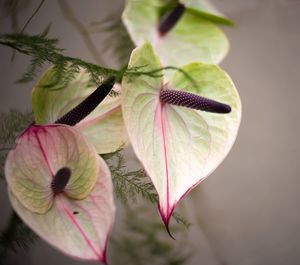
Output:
6 125 115 263
5 78 116 263
122 43 241 231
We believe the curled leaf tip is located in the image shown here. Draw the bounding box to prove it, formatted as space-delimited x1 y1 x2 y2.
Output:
160 89 231 113
101 248 108 265
51 167 71 194
55 76 116 126
158 3 185 37
165 225 175 240
159 204 176 239
165 222 176 240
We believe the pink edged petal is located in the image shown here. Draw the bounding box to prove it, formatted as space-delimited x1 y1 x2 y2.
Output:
9 155 115 263
5 124 99 213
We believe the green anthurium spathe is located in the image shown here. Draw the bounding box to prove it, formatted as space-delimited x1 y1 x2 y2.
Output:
5 124 115 263
122 0 229 66
180 0 234 25
122 43 241 229
32 67 128 154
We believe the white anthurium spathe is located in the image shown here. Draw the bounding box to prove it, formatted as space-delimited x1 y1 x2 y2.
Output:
122 0 229 67
121 43 241 230
5 124 115 263
32 67 128 154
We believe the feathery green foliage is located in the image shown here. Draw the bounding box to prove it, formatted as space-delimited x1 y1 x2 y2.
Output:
103 150 158 204
0 32 198 90
0 33 119 85
172 212 191 228
0 110 32 179
0 213 37 260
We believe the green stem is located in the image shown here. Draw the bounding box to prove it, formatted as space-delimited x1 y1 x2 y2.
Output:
0 36 120 79
20 0 46 33
11 0 47 61
0 34 197 86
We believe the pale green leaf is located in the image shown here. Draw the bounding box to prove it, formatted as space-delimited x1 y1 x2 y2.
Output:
181 0 234 25
122 0 229 66
32 67 128 154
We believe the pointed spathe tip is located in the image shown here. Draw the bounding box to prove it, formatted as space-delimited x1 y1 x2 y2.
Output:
98 239 108 265
164 220 176 240
101 254 107 265
158 204 176 240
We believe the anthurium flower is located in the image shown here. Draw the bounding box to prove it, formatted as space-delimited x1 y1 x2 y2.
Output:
5 125 115 263
122 0 229 66
32 67 128 154
5 78 117 263
122 43 241 230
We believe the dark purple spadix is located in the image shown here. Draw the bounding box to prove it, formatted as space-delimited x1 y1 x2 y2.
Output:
51 167 71 194
158 3 185 37
55 76 115 126
160 89 231 114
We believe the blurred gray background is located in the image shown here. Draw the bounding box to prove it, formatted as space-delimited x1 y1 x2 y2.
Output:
1 0 300 264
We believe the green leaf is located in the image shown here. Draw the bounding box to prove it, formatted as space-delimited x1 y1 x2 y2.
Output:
181 0 234 25
32 67 128 154
122 0 229 66
122 43 241 227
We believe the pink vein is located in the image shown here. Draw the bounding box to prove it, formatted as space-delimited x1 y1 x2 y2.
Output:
156 102 170 220
63 207 102 261
34 130 54 176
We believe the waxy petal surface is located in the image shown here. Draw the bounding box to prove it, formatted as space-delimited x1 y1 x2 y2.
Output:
9 155 115 263
122 0 229 65
32 68 128 154
122 43 241 226
5 125 99 213
180 0 234 25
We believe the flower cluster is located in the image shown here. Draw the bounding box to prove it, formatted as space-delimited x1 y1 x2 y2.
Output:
5 1 241 264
